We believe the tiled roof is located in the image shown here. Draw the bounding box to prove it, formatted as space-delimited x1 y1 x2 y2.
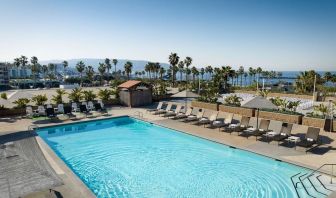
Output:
118 80 142 89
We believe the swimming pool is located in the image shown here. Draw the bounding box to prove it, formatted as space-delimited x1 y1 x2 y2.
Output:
37 117 312 197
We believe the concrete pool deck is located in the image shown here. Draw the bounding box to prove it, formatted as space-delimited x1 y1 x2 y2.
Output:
1 106 336 197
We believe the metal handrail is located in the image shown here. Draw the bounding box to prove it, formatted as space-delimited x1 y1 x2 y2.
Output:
297 163 336 186
134 111 143 118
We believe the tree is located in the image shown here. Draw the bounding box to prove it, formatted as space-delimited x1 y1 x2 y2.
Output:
200 68 205 80
62 60 68 81
184 57 192 81
13 58 21 77
83 90 96 101
30 56 39 87
98 63 106 85
205 65 213 80
124 61 133 80
86 66 95 84
221 66 234 90
20 55 28 77
191 67 198 84
159 67 166 80
243 72 248 87
324 72 333 82
41 65 48 87
31 94 48 106
68 88 83 102
112 59 118 79
12 98 30 108
168 53 180 86
238 66 244 87
76 61 86 86
51 89 67 104
256 67 262 84
178 61 184 82
295 70 324 93
48 63 56 81
98 89 114 102
105 58 112 75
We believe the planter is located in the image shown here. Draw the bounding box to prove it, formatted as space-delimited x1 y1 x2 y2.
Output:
302 117 326 129
153 94 172 102
259 111 303 124
191 101 218 111
0 108 26 117
218 105 255 117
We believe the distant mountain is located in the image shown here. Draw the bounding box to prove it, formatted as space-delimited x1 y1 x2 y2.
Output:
39 58 170 72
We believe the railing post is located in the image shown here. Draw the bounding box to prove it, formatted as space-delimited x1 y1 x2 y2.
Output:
332 165 334 184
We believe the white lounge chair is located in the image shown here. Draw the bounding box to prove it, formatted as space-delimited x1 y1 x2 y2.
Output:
164 104 183 118
185 109 204 122
147 102 164 113
26 106 34 118
57 104 64 114
37 106 46 116
197 111 219 127
153 103 173 115
173 107 193 120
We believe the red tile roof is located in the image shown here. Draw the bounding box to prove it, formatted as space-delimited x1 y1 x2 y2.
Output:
118 80 142 89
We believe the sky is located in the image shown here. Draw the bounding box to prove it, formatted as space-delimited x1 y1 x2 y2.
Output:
0 0 335 71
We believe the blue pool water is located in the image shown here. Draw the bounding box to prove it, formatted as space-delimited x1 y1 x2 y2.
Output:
37 117 310 198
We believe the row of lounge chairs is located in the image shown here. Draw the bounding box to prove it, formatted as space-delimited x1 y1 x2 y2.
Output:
26 101 108 120
148 102 322 153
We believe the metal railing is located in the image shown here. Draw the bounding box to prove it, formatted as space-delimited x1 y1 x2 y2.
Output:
296 163 336 188
133 111 144 118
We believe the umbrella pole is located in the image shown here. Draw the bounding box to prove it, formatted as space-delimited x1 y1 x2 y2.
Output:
256 108 259 129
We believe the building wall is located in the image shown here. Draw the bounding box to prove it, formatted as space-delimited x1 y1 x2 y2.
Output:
0 63 10 87
119 89 152 107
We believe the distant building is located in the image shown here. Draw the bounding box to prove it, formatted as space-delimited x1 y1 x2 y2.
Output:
9 67 31 78
0 63 10 89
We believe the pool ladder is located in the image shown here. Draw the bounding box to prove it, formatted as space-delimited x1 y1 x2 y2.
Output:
133 111 144 118
290 163 336 198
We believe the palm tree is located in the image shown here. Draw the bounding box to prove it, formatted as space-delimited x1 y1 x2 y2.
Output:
256 67 262 84
145 62 152 80
76 61 86 86
238 66 244 87
13 58 21 78
168 53 180 86
221 66 234 90
98 63 106 85
324 72 333 82
244 72 248 87
184 57 192 81
200 68 205 80
41 65 48 87
30 56 39 87
20 55 28 77
48 63 55 79
191 67 198 84
62 60 68 81
86 66 94 84
205 65 213 80
178 61 184 82
159 67 166 80
112 59 118 79
124 61 133 80
105 58 112 76
154 62 161 79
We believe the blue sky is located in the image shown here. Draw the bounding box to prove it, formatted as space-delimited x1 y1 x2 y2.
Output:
0 0 335 71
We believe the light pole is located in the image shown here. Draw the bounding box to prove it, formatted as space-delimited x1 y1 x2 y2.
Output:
329 100 334 133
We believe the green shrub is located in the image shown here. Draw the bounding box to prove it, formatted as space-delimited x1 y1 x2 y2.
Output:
98 89 114 102
51 89 67 104
1 93 7 100
13 98 30 108
31 94 48 106
68 88 83 103
82 90 96 101
224 94 242 107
